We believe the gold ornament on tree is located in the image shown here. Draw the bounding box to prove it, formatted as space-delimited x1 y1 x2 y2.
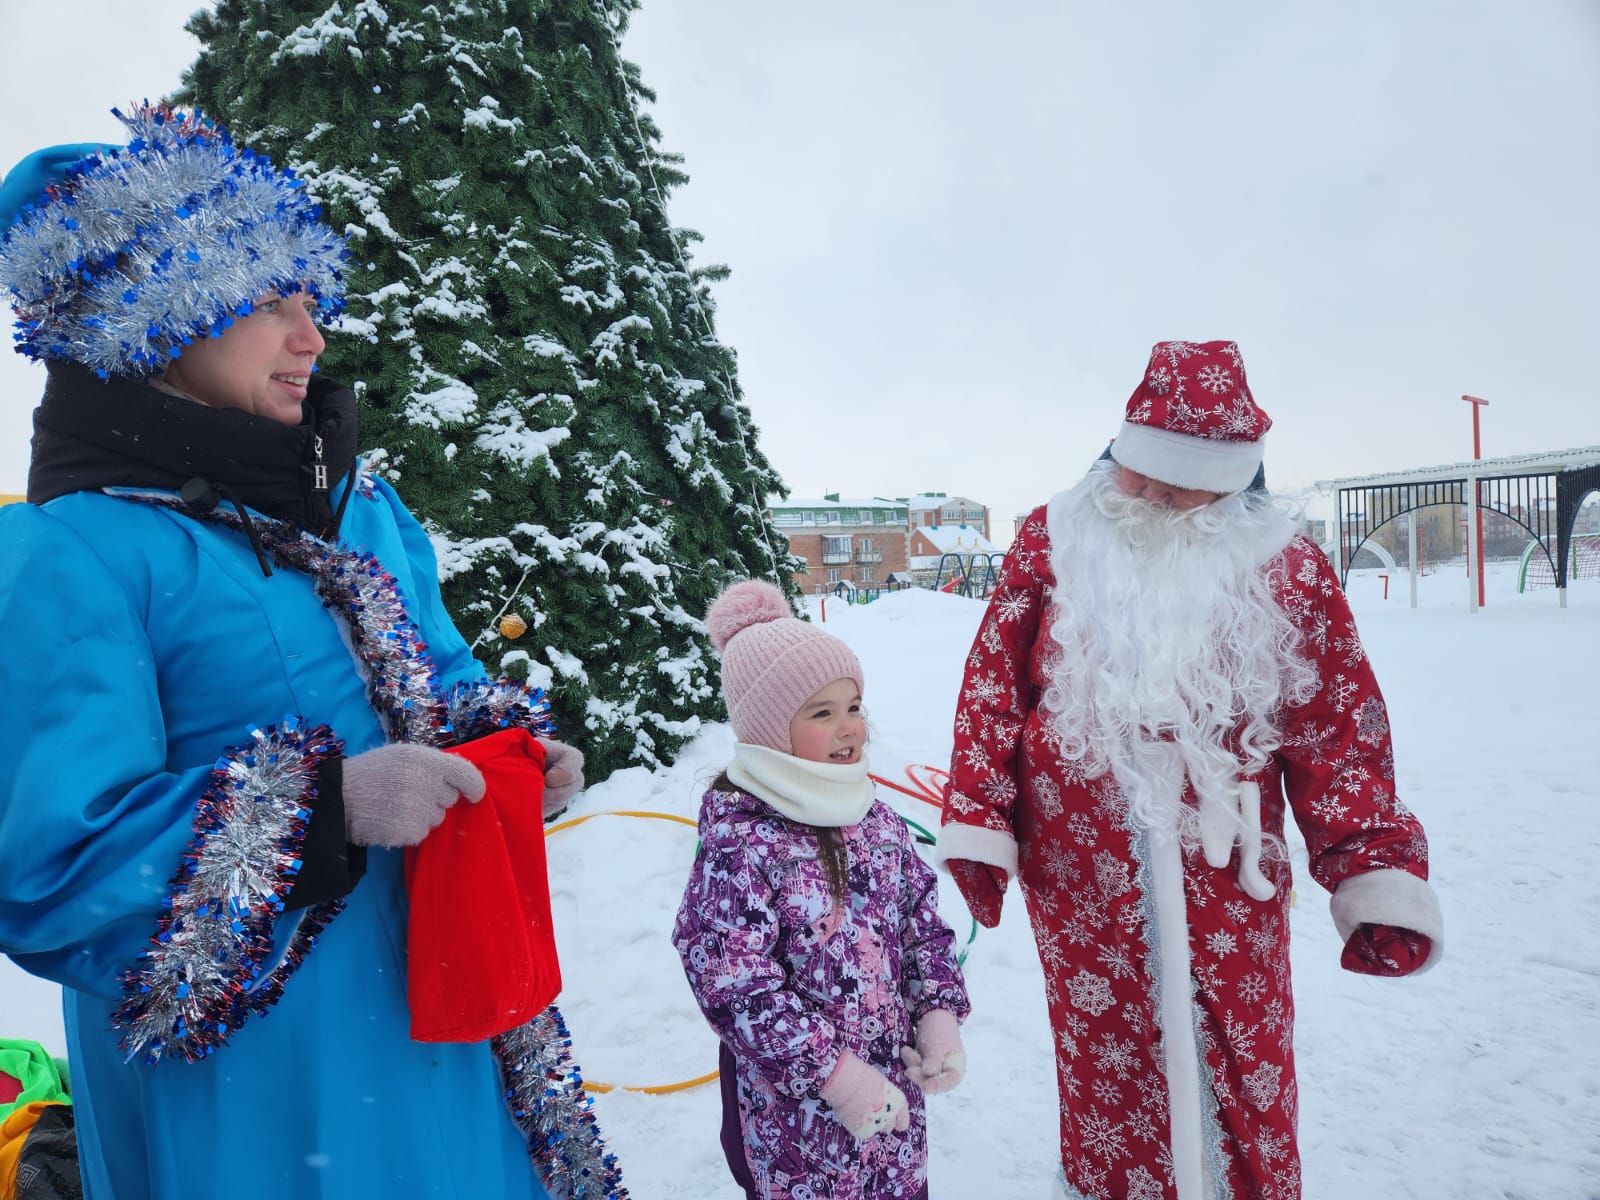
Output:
498 613 528 640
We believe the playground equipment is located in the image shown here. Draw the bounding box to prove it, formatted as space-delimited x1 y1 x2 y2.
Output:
1520 532 1600 592
818 579 909 609
931 552 1006 598
1320 446 1600 610
816 573 916 615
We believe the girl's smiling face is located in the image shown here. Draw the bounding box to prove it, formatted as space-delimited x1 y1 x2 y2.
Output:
787 678 866 764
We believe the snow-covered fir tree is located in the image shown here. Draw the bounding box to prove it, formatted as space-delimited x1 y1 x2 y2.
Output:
179 0 796 777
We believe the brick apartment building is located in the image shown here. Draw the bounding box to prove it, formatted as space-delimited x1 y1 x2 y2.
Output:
769 495 912 593
906 493 990 541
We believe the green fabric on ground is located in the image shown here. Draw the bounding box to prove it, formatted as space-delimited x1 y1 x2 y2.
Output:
0 1041 69 1121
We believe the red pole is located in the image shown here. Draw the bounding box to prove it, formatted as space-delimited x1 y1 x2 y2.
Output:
1462 395 1490 607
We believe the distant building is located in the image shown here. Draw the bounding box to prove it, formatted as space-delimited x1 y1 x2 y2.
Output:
904 493 990 541
768 494 911 593
1342 507 1465 568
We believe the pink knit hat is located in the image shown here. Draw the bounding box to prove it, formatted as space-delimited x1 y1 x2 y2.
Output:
705 580 864 753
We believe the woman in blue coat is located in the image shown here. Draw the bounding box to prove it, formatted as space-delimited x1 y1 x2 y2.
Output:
0 104 621 1199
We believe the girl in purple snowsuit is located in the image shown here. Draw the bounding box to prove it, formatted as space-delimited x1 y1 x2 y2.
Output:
674 581 971 1200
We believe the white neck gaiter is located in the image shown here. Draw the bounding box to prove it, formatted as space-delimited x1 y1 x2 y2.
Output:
726 743 875 828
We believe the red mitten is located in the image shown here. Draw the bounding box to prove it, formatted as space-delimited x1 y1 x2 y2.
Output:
404 729 561 1041
948 859 1007 928
1340 923 1432 977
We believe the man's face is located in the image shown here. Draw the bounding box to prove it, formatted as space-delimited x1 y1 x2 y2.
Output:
1115 465 1226 511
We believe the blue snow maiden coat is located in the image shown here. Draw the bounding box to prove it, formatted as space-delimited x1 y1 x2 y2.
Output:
0 365 618 1200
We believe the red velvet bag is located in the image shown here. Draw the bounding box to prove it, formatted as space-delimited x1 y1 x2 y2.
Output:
403 728 562 1042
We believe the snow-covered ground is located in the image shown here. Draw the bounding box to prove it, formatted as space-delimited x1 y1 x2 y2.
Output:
4 560 1597 1198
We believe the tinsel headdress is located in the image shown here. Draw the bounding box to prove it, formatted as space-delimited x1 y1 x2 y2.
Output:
0 103 347 378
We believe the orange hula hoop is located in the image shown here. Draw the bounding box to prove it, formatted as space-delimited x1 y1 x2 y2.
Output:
867 763 949 810
545 807 716 1095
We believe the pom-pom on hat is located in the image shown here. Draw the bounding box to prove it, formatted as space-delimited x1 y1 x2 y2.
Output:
706 579 864 754
0 102 347 379
1108 340 1271 495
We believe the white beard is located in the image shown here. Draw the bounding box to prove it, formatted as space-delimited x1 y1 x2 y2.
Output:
1041 462 1317 847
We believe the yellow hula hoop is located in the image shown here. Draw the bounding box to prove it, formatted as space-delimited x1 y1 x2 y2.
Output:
545 808 699 836
585 1068 721 1096
545 807 717 1096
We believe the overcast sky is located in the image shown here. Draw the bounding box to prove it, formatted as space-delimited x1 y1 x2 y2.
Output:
3 2 1597 536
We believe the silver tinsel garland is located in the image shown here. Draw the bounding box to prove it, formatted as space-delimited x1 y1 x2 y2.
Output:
495 1010 631 1200
446 677 559 745
113 718 343 1065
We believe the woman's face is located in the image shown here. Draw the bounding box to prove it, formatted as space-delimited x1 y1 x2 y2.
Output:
158 290 326 425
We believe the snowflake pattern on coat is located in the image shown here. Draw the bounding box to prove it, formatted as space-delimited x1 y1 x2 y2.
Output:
675 787 970 1199
1122 340 1270 445
943 509 1430 1200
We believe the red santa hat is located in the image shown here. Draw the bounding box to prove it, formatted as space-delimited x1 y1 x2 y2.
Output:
1108 340 1271 495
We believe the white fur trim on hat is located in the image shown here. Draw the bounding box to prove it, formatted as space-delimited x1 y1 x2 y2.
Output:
934 822 1019 876
1109 419 1264 495
1330 867 1445 974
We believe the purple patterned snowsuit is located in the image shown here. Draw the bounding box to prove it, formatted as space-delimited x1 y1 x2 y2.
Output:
674 786 970 1199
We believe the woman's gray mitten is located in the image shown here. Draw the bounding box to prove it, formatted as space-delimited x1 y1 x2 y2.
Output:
342 744 486 848
537 737 586 819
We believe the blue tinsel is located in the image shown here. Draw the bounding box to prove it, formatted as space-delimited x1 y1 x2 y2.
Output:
0 103 347 377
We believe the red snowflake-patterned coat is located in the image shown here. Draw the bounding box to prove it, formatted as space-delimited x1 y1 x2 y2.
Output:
938 506 1443 1200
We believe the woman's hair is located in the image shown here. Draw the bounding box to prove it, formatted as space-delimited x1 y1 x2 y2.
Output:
709 770 850 908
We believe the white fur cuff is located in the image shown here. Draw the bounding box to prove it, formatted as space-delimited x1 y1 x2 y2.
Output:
935 822 1019 875
1330 868 1445 973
